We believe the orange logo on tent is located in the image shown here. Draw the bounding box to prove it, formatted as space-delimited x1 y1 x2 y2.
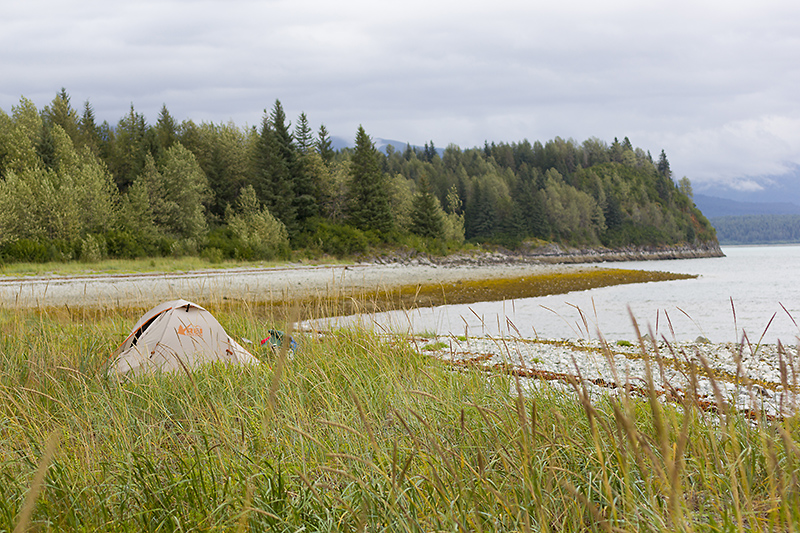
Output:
177 324 203 337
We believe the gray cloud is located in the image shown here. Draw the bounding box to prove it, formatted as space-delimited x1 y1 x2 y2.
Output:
2 0 799 186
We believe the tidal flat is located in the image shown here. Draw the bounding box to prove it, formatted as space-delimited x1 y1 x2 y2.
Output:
0 261 692 316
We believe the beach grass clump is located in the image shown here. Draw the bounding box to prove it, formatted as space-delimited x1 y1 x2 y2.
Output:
2 301 800 531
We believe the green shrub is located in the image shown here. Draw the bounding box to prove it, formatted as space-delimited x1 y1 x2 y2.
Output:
226 186 289 260
104 230 174 259
204 227 241 259
79 234 106 263
0 238 76 263
0 238 50 263
200 247 224 264
304 220 376 258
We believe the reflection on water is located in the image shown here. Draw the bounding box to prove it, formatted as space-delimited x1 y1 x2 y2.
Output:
328 245 800 344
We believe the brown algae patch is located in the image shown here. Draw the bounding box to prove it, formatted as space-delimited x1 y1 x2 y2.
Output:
278 267 695 320
393 268 693 308
23 267 695 324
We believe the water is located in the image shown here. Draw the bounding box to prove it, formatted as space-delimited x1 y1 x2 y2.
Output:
338 245 800 345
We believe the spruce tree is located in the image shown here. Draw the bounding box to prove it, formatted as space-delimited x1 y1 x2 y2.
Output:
465 181 495 239
253 102 296 232
348 125 393 233
410 175 444 239
655 149 673 202
292 112 318 224
403 143 414 161
295 112 313 154
316 124 334 164
42 89 80 145
657 149 671 179
78 100 101 156
609 137 624 163
155 104 178 157
109 105 153 191
270 100 295 169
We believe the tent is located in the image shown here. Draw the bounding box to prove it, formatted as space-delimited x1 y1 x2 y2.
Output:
108 299 259 377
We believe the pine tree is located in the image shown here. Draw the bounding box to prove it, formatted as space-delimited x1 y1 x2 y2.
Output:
348 125 393 233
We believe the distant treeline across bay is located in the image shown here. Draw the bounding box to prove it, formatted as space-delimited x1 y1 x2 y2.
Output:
0 90 716 263
710 215 800 245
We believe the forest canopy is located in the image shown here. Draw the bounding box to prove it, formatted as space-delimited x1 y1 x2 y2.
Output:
0 90 716 263
710 215 800 245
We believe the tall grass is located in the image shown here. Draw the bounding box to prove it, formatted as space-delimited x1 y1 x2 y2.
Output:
1 297 800 531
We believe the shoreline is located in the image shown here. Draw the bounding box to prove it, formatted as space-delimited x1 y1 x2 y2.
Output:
0 242 717 309
0 261 584 308
412 333 800 419
368 241 725 266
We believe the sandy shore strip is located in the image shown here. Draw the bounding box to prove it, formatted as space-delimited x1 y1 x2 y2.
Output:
0 262 589 309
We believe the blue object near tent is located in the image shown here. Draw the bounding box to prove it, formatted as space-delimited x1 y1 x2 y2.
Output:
261 329 297 352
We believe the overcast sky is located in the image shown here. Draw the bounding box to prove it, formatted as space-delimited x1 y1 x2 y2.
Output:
2 0 799 191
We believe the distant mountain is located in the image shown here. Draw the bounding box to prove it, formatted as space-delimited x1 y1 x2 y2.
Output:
330 136 442 155
330 136 352 151
694 168 800 243
694 164 800 205
693 194 800 218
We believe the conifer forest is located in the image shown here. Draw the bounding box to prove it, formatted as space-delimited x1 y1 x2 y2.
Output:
0 90 717 263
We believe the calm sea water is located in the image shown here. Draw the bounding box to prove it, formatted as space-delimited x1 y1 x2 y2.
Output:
348 245 800 345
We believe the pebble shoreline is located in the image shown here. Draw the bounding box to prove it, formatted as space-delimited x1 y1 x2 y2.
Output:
415 334 800 419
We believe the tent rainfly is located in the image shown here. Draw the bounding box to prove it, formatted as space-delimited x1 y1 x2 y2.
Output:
108 299 259 377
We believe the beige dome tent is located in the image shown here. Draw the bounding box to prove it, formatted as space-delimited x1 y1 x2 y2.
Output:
108 299 259 377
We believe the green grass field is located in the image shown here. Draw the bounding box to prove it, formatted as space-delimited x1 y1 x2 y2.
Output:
2 295 800 531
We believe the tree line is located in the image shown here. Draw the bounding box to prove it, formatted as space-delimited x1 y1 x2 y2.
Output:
0 89 716 263
710 215 800 245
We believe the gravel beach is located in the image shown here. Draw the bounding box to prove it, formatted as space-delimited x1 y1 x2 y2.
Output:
0 261 582 308
410 334 800 419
